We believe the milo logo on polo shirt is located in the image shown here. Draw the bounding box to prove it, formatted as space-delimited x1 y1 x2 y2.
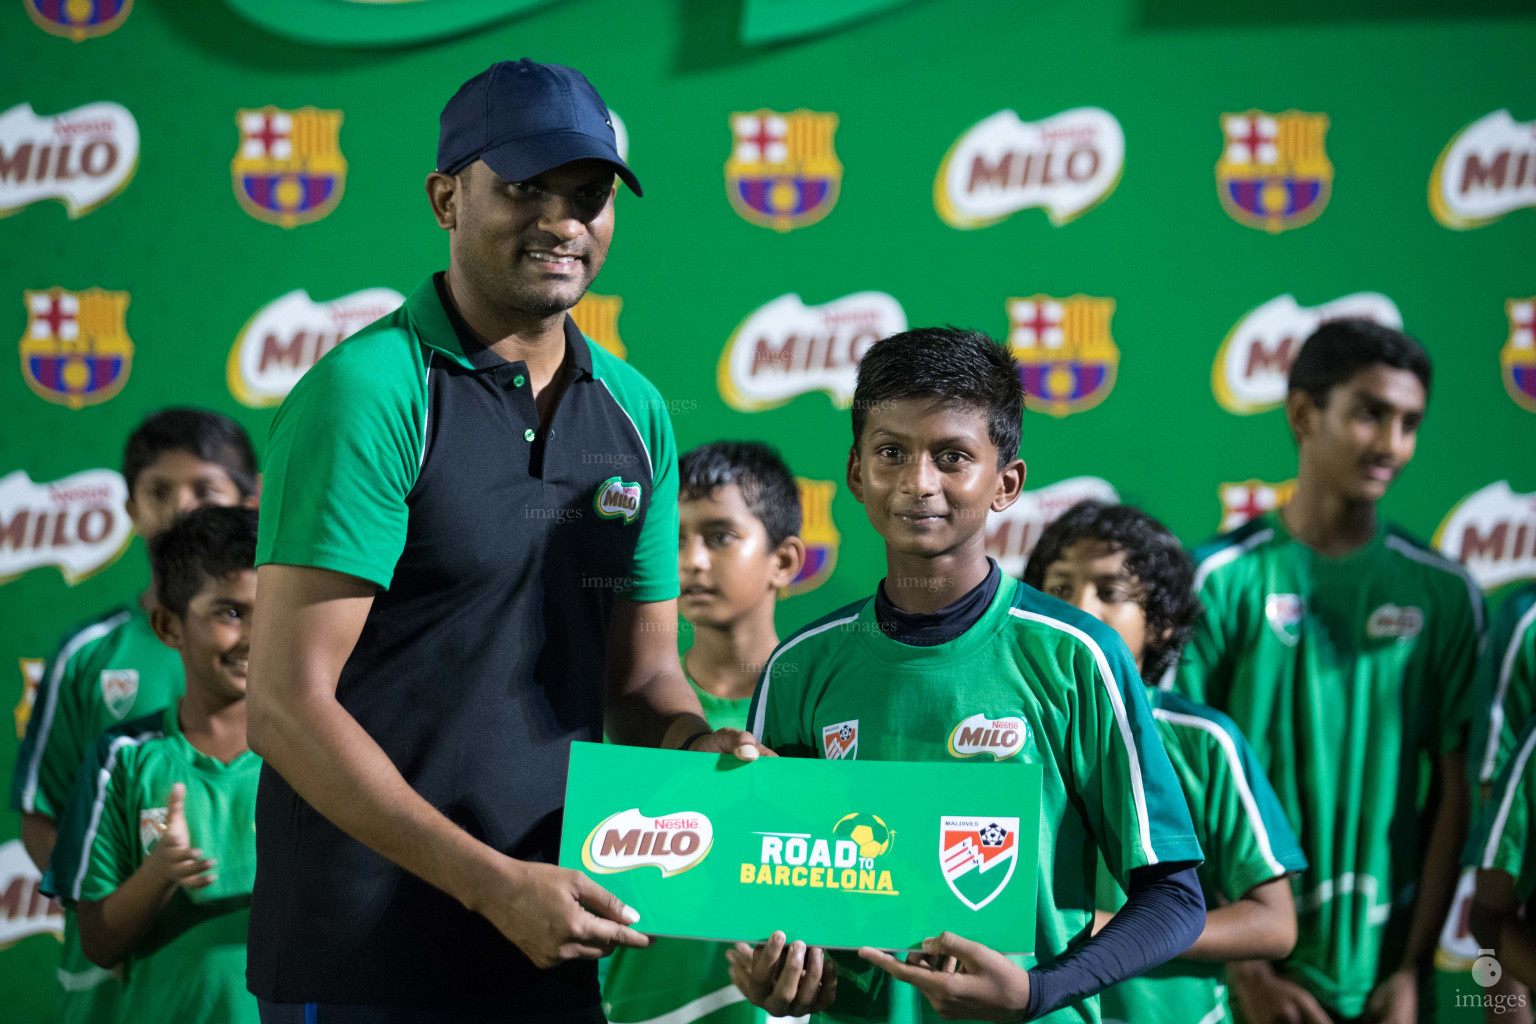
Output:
594 477 642 524
1367 604 1424 641
948 713 1030 760
582 808 713 877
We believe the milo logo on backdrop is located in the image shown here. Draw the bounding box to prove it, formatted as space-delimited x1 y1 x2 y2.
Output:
1430 110 1536 229
0 469 133 586
583 808 713 877
0 102 139 219
717 292 906 412
935 107 1124 229
985 476 1119 578
227 287 404 407
0 839 63 946
1435 481 1536 591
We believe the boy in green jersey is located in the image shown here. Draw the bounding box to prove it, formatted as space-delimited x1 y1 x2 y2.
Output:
1173 321 1484 1023
602 441 806 1024
9 408 258 1024
734 328 1205 1024
1022 501 1306 1024
48 505 262 1024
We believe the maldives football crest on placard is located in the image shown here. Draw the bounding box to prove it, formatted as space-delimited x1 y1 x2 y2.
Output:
20 288 133 409
1216 111 1332 232
232 106 346 228
1502 298 1536 413
783 479 839 598
1430 110 1536 230
725 110 841 232
1005 295 1118 417
26 0 132 41
940 816 1020 911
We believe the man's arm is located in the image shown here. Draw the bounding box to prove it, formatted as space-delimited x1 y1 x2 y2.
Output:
1472 868 1536 987
1181 875 1296 961
20 813 56 872
247 563 649 969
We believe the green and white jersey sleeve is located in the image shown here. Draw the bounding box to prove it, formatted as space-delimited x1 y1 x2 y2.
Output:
1470 582 1536 789
10 604 183 819
1467 717 1536 902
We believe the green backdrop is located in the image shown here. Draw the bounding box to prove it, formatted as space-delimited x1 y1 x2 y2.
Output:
3 0 1534 1019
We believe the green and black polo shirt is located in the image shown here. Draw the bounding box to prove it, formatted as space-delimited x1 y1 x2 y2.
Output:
249 273 679 1014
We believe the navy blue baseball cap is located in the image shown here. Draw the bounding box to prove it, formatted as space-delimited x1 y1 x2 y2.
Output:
437 59 641 196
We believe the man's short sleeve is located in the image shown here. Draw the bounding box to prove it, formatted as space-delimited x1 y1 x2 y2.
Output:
624 388 679 603
256 327 426 590
1073 630 1203 885
48 730 141 903
1468 720 1536 902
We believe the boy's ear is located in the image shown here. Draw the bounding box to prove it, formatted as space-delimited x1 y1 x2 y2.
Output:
1285 389 1315 447
845 447 864 504
990 457 1028 514
149 605 184 651
769 535 807 591
124 495 146 538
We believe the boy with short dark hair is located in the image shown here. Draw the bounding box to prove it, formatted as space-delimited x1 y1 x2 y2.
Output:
1024 500 1305 1024
48 505 262 1024
735 327 1205 1023
602 441 806 1024
1174 320 1483 1023
10 407 258 1024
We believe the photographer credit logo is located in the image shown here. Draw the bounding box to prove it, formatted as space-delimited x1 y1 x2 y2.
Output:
1435 481 1536 591
21 287 134 408
583 809 713 877
227 287 403 407
718 292 906 412
232 106 346 228
935 107 1123 229
0 469 133 586
985 476 1119 578
1456 949 1529 1012
725 110 841 232
1213 293 1402 414
1006 295 1118 416
1431 110 1536 230
0 102 138 218
743 813 896 894
941 816 1020 911
1216 111 1332 232
784 479 839 598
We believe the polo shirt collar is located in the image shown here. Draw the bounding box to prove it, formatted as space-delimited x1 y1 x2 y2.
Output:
406 274 594 380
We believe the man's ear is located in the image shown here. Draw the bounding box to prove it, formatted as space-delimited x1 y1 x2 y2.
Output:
425 170 460 230
149 605 183 651
845 447 864 505
991 457 1028 513
769 536 807 591
1284 389 1316 447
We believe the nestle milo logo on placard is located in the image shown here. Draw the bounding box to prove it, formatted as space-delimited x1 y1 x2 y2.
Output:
582 808 713 877
595 477 642 523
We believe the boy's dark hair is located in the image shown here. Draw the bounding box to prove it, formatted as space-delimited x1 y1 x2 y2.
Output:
1022 501 1199 685
123 408 259 499
851 327 1023 470
150 506 259 616
679 442 802 547
1288 319 1432 409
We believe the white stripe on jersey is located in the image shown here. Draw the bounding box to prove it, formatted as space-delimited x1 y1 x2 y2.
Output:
56 964 116 991
418 353 433 472
1192 528 1274 594
19 611 131 813
749 613 859 741
1154 708 1287 878
1482 722 1536 870
599 379 654 482
1384 535 1484 634
1479 601 1536 784
611 984 748 1024
1008 608 1160 865
70 728 162 901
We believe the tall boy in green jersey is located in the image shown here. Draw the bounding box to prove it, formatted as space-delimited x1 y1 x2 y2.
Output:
1021 501 1306 1024
9 408 258 1024
602 442 806 1024
1173 321 1484 1024
47 505 262 1024
1467 715 1536 993
734 328 1205 1024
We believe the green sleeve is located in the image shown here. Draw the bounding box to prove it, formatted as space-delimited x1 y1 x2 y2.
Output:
256 325 425 589
1471 587 1536 786
1468 720 1536 902
49 727 144 903
1173 554 1235 708
1074 628 1203 884
1433 570 1486 757
746 639 815 759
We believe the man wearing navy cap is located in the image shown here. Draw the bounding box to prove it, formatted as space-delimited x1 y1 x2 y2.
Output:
245 60 765 1023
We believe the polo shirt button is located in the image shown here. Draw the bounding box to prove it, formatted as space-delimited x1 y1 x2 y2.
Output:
524 428 536 442
513 375 525 387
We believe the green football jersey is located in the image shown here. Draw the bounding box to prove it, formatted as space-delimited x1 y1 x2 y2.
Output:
1466 717 1536 900
748 576 1203 1024
1097 690 1307 1024
602 672 773 1024
1469 582 1536 792
9 601 184 1024
48 702 261 1024
1174 513 1483 1018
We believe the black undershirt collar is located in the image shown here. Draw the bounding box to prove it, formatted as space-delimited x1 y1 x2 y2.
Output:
873 558 1003 647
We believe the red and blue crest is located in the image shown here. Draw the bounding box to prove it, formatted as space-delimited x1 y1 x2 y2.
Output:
1504 298 1536 413
20 288 133 409
1216 111 1332 233
26 0 131 41
231 106 347 229
726 110 841 232
782 479 839 597
1005 295 1119 417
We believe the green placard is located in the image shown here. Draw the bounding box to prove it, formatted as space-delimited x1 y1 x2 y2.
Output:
559 742 1040 953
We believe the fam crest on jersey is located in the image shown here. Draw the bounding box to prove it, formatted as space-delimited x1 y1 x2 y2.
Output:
1216 111 1332 233
26 0 131 41
1005 295 1118 417
232 106 347 228
725 110 841 232
20 287 132 409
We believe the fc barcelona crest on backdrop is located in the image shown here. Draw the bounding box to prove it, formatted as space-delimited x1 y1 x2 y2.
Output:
26 0 132 41
725 110 841 232
1216 111 1332 233
783 479 839 597
1503 298 1536 413
232 106 346 228
570 293 626 359
20 288 133 409
1005 295 1119 417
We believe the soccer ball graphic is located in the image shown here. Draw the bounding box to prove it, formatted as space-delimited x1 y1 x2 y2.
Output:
833 813 894 859
837 724 853 742
979 823 1008 847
